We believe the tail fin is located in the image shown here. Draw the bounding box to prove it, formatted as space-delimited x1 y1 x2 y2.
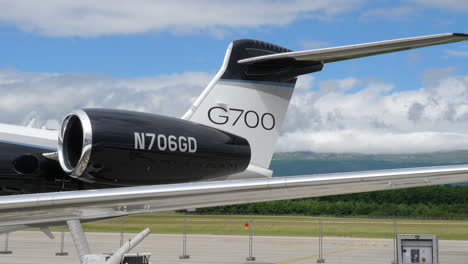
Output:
182 34 468 174
182 40 322 172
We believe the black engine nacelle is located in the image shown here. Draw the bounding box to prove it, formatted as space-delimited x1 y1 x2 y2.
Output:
58 109 251 186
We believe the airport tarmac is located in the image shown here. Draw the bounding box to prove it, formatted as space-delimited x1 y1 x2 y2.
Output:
0 231 467 264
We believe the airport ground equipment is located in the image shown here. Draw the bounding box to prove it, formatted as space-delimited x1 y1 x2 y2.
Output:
397 234 438 264
65 219 151 264
121 253 151 264
82 253 151 264
105 228 150 264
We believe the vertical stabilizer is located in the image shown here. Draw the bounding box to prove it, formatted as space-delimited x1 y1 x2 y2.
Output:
183 40 322 172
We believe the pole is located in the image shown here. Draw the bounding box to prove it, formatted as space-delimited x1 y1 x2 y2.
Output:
179 217 190 259
246 218 255 261
0 233 12 254
120 217 124 248
317 219 325 263
392 219 398 264
56 227 69 256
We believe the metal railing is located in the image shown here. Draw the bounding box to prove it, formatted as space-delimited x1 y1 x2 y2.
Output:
1 215 468 264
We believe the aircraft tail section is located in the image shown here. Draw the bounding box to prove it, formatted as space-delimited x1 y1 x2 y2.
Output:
182 33 468 175
182 40 314 172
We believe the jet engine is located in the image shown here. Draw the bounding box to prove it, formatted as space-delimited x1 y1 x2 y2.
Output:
57 109 251 186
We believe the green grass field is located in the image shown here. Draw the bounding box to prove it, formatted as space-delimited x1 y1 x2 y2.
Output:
73 213 468 240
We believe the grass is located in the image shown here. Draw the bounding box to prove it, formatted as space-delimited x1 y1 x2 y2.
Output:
64 213 468 240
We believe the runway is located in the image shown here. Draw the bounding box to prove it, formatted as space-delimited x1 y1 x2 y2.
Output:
1 231 467 264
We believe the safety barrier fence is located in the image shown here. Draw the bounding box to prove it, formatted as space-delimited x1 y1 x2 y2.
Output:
1 215 468 263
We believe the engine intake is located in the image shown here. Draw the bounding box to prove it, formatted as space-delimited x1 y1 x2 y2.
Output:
59 110 92 176
58 109 251 186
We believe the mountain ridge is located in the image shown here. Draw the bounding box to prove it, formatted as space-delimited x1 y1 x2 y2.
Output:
270 150 468 179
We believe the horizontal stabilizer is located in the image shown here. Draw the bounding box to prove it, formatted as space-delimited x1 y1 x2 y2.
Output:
239 33 468 66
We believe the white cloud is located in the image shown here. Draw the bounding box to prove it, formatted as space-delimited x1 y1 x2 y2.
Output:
278 73 468 153
3 68 468 154
0 0 362 37
360 6 417 21
277 130 468 154
409 0 468 12
0 67 211 126
446 49 468 57
422 67 457 85
359 1 468 23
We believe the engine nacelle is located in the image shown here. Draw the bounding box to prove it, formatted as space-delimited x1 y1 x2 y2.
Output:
58 109 251 186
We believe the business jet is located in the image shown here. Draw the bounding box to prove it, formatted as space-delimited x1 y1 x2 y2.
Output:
0 33 467 262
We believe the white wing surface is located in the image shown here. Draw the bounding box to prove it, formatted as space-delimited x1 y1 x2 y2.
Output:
2 164 468 232
238 33 468 65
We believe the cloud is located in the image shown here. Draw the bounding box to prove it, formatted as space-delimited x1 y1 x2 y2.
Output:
409 0 468 12
359 1 468 23
0 0 362 37
422 67 457 85
0 67 211 126
360 6 417 21
277 130 468 154
278 73 468 153
445 50 468 57
300 40 329 49
3 68 468 154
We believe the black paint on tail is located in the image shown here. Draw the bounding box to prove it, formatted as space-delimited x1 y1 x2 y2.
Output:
221 39 323 83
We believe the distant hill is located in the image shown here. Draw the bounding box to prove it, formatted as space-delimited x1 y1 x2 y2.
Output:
270 151 468 182
194 151 468 217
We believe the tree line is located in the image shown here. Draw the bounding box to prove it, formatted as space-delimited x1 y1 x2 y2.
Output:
191 185 468 219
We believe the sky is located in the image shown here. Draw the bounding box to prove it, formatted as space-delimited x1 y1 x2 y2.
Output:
0 0 468 154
